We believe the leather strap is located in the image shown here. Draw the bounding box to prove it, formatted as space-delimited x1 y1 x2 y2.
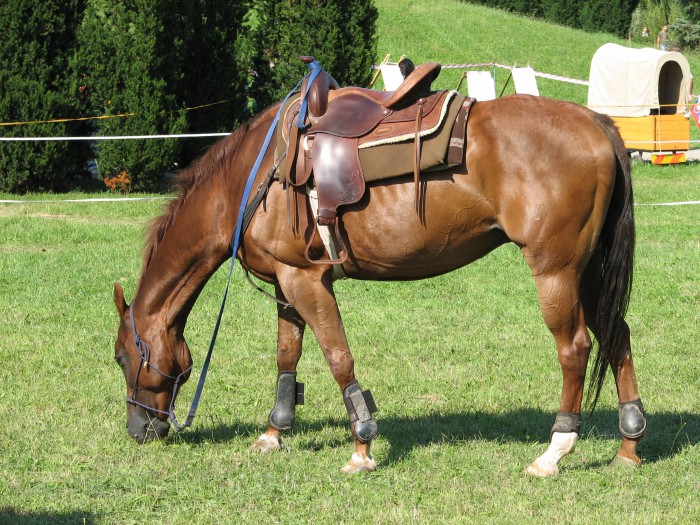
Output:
304 217 349 265
447 97 476 166
285 121 301 184
414 99 425 209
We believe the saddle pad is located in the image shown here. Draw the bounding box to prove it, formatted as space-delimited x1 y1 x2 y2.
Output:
358 93 466 182
358 90 458 148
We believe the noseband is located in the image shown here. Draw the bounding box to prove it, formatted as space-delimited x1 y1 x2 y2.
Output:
128 304 192 431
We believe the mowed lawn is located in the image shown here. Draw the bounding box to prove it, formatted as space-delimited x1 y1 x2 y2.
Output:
1 0 700 523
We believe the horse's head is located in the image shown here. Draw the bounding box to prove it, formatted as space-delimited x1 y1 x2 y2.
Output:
112 283 193 443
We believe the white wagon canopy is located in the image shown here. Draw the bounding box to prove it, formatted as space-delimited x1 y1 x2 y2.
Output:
588 43 692 117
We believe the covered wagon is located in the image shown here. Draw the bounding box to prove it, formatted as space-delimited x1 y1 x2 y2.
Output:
588 43 692 154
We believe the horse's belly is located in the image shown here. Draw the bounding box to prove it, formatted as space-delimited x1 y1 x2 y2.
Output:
340 175 506 279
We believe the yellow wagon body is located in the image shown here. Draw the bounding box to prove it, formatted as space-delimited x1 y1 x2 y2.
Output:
612 113 690 151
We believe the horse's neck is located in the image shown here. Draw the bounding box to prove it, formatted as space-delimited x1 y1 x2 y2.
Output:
131 111 272 329
135 186 234 330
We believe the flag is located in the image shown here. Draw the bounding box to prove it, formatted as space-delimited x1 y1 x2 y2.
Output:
692 96 700 130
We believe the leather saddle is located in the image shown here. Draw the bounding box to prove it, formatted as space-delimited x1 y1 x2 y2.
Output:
278 57 474 265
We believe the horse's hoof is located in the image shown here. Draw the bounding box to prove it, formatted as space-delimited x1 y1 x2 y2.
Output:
251 433 283 454
608 453 641 469
340 453 377 474
525 460 559 478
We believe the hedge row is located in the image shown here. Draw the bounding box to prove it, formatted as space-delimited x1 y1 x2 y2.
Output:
0 0 377 193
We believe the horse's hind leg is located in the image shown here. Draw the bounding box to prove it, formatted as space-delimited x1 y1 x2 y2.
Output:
605 320 645 468
252 286 306 453
275 264 378 473
525 267 592 477
580 256 645 468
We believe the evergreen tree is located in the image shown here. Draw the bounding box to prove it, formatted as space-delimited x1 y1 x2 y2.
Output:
77 1 188 191
166 1 250 167
245 0 378 110
77 1 251 190
579 0 640 37
540 0 578 27
0 0 88 192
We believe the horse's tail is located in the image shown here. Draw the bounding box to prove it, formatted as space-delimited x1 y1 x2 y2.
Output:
587 113 635 409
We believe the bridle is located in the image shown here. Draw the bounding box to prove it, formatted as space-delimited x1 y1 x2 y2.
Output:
127 304 192 431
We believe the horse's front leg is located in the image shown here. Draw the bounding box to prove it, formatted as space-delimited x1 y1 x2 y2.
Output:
252 286 306 453
276 264 378 473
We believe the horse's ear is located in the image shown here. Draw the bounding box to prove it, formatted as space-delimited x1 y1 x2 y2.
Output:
113 282 128 317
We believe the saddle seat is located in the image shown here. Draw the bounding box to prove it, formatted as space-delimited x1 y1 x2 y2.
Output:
300 56 441 120
345 60 441 110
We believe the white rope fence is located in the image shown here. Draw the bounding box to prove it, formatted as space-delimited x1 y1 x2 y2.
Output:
0 197 173 203
0 133 230 142
0 62 697 149
438 62 590 86
2 197 697 206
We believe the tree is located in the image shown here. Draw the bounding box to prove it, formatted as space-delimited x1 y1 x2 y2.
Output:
164 1 250 167
579 0 640 37
77 1 188 191
244 0 378 110
76 1 250 191
0 0 88 192
540 0 577 27
631 0 692 48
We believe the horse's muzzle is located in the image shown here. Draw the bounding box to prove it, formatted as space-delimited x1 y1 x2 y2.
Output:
126 404 170 443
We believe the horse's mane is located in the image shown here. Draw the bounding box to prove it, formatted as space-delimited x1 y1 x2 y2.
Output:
141 107 275 274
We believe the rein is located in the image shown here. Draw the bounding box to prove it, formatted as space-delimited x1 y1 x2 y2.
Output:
127 59 322 431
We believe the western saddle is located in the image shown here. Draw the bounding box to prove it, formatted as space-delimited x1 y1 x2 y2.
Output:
276 57 474 265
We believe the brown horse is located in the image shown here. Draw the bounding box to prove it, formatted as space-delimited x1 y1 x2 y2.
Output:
112 93 645 476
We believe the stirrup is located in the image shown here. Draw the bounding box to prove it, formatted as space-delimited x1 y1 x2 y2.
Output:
304 217 348 265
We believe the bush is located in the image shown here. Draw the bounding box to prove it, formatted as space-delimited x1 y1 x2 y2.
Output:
0 1 89 192
670 18 700 49
461 0 641 38
76 1 189 191
245 0 379 109
1 0 378 193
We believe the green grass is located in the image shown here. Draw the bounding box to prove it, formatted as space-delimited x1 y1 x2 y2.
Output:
1 167 699 524
1 1 700 523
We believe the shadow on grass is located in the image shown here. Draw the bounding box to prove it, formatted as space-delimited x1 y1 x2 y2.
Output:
0 508 96 525
373 409 700 467
180 408 699 467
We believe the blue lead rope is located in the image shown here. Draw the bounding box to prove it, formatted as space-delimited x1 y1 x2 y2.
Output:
177 59 323 431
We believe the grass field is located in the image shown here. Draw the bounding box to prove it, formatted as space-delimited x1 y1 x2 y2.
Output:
1 1 700 523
